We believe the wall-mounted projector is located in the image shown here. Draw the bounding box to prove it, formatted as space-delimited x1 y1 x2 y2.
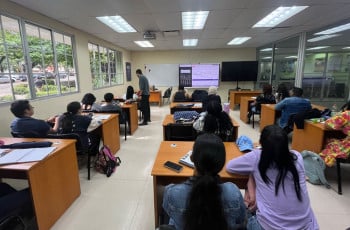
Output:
143 31 156 40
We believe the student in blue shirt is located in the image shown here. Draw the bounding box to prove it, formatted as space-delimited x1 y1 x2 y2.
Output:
275 87 311 129
162 133 246 230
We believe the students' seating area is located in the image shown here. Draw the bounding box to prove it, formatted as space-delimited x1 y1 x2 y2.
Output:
2 104 350 229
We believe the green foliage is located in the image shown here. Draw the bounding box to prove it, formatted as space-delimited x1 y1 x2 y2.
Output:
0 95 13 102
13 84 29 95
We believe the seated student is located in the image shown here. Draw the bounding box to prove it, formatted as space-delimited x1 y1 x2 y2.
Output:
122 85 139 102
226 125 319 230
81 93 101 111
275 87 311 129
58 101 101 154
193 100 234 141
162 133 246 230
0 183 34 227
275 83 290 103
99 93 122 113
202 86 221 111
171 85 191 102
10 100 59 137
247 84 276 123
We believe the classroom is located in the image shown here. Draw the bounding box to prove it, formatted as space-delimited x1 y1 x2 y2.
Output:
0 0 350 229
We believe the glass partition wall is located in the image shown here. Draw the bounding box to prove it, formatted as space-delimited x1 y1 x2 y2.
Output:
257 20 350 108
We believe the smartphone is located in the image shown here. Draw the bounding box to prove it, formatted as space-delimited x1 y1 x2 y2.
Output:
164 161 183 173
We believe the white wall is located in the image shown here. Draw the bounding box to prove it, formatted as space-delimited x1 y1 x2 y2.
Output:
130 49 257 103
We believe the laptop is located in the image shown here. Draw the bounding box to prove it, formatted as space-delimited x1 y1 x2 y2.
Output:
179 150 194 168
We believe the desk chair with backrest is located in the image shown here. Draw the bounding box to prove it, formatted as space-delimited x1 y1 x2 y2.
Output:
164 123 197 141
162 87 172 105
95 110 128 141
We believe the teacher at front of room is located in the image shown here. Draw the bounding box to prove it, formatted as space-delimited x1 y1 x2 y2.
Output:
136 69 151 126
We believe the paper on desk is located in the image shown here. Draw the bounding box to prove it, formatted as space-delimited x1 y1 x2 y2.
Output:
0 147 56 165
93 114 111 120
193 103 202 107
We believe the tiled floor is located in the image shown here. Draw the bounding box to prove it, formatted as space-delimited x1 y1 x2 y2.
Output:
7 105 350 229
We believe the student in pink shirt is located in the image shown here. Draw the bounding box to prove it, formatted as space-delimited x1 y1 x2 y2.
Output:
226 125 319 230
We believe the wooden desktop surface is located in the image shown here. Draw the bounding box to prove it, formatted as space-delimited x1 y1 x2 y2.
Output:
291 121 344 153
121 103 138 134
162 114 240 141
0 138 80 230
229 90 261 109
150 90 162 106
98 113 120 153
151 141 248 226
169 102 203 114
239 96 256 123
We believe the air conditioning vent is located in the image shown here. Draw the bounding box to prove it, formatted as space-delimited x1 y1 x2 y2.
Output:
143 31 156 40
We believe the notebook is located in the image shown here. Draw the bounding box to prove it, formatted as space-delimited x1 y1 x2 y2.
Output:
179 150 194 168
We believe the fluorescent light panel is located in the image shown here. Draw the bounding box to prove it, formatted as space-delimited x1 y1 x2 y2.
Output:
285 56 298 59
228 37 251 45
261 48 273 51
306 46 329 50
253 6 309 28
307 34 339 42
315 22 350 35
134 41 154 48
183 39 198 46
182 11 209 30
262 56 272 59
342 47 350 49
96 16 136 33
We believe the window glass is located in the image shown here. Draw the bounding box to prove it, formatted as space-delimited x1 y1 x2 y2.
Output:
0 13 78 104
88 42 123 89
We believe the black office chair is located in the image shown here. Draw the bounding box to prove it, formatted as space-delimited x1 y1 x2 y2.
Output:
46 133 94 180
164 123 197 141
95 110 128 141
11 131 41 138
162 87 172 105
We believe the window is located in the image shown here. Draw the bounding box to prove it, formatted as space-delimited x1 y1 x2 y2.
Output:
0 14 78 103
88 42 123 89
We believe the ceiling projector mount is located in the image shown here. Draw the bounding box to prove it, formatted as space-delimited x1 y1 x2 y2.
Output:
143 31 156 40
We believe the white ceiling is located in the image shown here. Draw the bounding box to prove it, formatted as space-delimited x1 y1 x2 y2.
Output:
10 0 350 51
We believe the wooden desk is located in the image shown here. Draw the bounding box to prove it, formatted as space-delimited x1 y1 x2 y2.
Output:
122 103 138 134
260 103 327 132
291 121 345 153
170 102 203 114
0 138 80 230
229 90 261 109
162 114 240 141
239 96 256 123
150 90 162 106
98 114 120 154
151 141 248 227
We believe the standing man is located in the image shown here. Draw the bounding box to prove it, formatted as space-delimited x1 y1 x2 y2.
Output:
136 69 150 125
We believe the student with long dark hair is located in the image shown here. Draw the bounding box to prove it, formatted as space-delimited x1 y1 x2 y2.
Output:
194 100 234 141
162 133 246 230
59 101 101 154
226 125 318 230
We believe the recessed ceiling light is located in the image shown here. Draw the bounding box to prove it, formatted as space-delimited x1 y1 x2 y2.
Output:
183 39 198 46
182 11 209 30
96 16 136 33
307 34 340 42
134 41 154 48
306 46 329 50
228 37 251 45
253 6 309 28
315 22 350 35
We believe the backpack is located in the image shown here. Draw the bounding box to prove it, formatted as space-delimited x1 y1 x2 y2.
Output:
94 145 121 177
301 150 330 188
